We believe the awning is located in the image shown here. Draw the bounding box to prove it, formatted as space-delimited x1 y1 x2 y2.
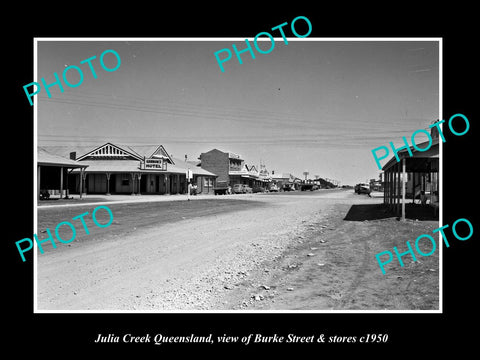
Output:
382 140 439 172
37 148 88 168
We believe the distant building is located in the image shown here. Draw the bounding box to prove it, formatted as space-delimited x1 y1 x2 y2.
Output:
198 149 269 189
369 178 383 191
258 164 272 184
271 173 299 190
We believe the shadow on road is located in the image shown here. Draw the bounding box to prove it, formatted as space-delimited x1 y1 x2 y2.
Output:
343 203 438 221
343 204 393 221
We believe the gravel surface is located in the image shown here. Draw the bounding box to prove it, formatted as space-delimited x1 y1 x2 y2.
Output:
36 189 439 311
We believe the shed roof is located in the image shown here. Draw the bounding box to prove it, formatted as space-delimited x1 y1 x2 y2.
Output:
37 147 89 168
272 173 293 180
71 158 217 176
40 143 175 164
39 143 219 176
382 139 439 171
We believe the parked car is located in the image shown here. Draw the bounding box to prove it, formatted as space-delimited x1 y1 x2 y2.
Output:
252 186 265 193
242 185 253 193
232 184 244 194
355 183 371 195
214 181 231 195
39 189 50 200
269 184 279 192
282 184 294 191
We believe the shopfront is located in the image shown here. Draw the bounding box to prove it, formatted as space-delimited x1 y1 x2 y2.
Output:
66 142 216 195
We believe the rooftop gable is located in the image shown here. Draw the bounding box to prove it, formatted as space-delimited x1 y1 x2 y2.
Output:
76 143 142 161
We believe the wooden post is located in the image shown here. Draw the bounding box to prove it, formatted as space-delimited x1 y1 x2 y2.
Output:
391 170 394 207
385 171 388 204
392 167 395 210
389 170 392 207
412 171 415 204
398 162 402 215
397 162 401 216
421 173 425 205
386 171 392 206
395 163 399 215
106 172 111 195
37 165 41 200
393 166 396 211
383 171 386 204
402 158 406 221
386 171 389 205
82 171 87 197
65 169 69 199
79 169 83 199
60 166 63 199
388 170 391 205
391 170 393 207
137 174 142 195
131 173 135 195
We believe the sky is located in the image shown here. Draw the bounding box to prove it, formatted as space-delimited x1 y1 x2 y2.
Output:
36 39 439 185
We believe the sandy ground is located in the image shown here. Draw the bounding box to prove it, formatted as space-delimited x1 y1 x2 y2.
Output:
36 189 439 311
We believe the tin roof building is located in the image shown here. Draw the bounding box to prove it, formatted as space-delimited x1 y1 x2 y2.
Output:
382 124 440 220
40 142 217 196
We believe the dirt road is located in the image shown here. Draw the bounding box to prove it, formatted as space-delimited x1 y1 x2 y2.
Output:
36 189 439 311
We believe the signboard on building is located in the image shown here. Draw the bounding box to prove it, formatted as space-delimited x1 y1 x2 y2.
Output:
140 157 167 171
228 152 241 159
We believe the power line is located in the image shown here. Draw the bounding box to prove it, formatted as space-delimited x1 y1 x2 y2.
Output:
37 91 430 135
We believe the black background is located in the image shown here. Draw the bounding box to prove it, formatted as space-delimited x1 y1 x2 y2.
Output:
6 4 476 356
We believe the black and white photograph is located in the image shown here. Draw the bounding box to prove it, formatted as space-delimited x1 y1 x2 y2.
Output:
7 6 477 355
34 39 442 312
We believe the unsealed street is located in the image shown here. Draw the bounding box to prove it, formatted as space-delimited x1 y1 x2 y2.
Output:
36 189 439 311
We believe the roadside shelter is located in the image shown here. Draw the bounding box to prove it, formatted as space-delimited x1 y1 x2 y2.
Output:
382 138 439 220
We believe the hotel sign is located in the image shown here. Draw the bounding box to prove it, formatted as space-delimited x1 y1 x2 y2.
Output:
140 157 167 171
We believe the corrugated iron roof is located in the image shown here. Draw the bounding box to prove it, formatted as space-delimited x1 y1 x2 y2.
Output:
70 158 217 176
382 139 439 171
38 144 216 176
37 147 88 168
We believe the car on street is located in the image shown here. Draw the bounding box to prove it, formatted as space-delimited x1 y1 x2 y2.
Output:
242 185 253 193
232 184 244 194
252 186 266 193
214 181 231 195
269 184 279 192
355 183 371 195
